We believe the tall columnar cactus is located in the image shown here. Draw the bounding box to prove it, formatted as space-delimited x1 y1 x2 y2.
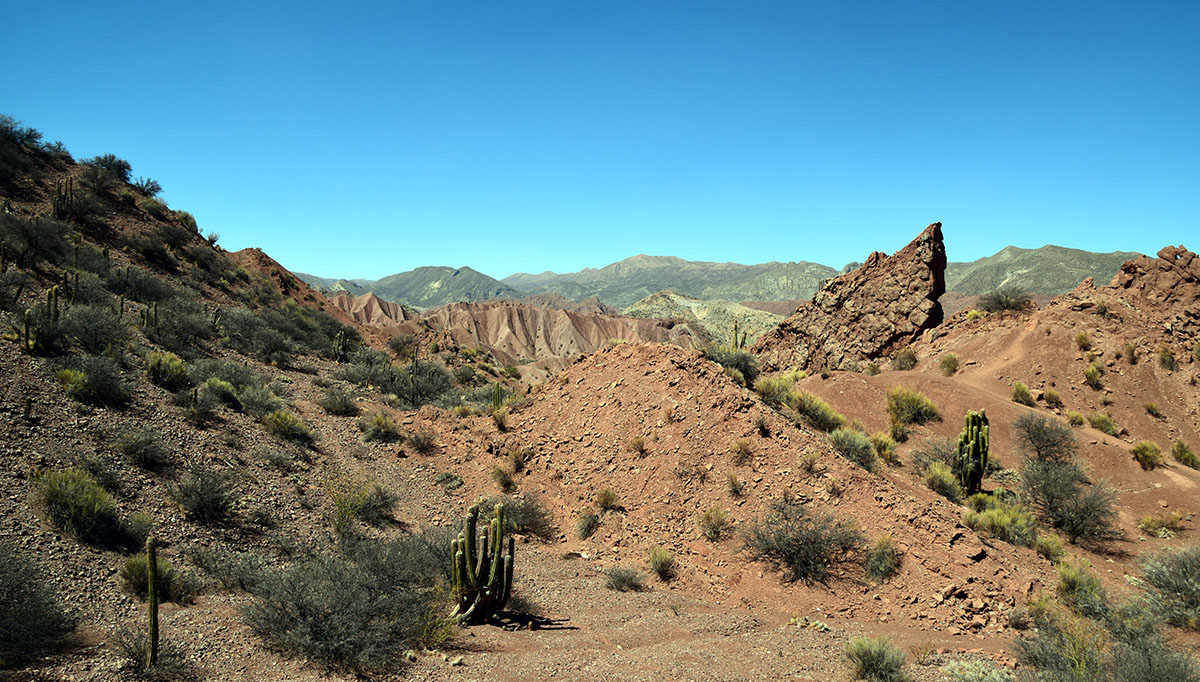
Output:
490 382 503 414
450 500 514 625
956 410 989 496
146 536 160 667
53 178 75 220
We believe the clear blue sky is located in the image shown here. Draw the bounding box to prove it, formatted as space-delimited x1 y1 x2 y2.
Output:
4 1 1197 280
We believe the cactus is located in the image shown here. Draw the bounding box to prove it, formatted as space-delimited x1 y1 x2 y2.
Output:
955 410 989 496
490 382 503 414
47 287 59 323
52 178 75 220
450 500 515 624
332 329 349 361
146 536 159 667
22 308 32 352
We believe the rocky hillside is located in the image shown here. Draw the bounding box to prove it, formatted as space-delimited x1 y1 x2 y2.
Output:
298 266 523 309
945 244 1141 295
503 254 837 307
622 290 782 346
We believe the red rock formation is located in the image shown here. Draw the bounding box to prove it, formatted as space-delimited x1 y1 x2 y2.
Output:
752 223 946 373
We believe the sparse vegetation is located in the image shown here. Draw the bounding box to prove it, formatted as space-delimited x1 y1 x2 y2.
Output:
1088 412 1117 436
1158 344 1177 370
1021 444 1120 547
939 352 959 376
1067 411 1085 426
698 507 730 541
603 566 645 592
1056 556 1107 618
965 494 1037 547
870 433 897 466
596 488 622 512
726 472 745 497
864 536 901 583
359 412 402 443
923 462 963 503
262 409 314 444
754 414 770 436
730 438 754 465
1011 381 1035 406
576 511 600 539
1172 440 1199 469
319 387 359 416
34 468 122 544
1139 511 1185 538
628 435 647 456
648 547 676 581
890 347 917 371
1075 331 1091 351
481 495 553 538
0 542 72 664
886 386 940 426
118 553 192 603
744 493 864 584
1035 534 1065 562
1141 544 1200 630
58 356 129 406
863 361 880 376
1131 441 1163 471
829 428 876 471
407 428 437 454
941 660 1015 682
490 466 514 492
1144 401 1162 418
843 636 908 682
172 467 233 523
1084 362 1103 389
789 390 846 432
117 427 171 470
1043 388 1062 407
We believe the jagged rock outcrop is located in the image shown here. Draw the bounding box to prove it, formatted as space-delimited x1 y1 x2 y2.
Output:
1107 245 1199 310
751 223 947 373
327 291 419 327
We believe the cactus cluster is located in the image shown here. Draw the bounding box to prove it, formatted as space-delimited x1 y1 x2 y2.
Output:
450 500 514 625
53 178 75 220
332 329 350 361
727 319 748 351
955 410 989 496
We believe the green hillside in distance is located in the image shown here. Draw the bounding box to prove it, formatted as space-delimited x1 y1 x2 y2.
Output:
502 254 837 308
945 244 1142 295
622 290 783 346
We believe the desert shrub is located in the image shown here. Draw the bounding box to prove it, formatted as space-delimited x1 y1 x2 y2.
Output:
628 435 647 456
648 548 676 581
703 346 759 386
435 472 463 490
1066 411 1085 426
152 297 217 353
172 467 233 523
1074 331 1092 351
0 542 72 664
1035 534 1065 562
870 433 897 465
886 386 940 425
357 485 398 527
60 303 129 354
102 264 173 303
219 308 296 365
864 536 901 583
358 412 401 443
117 427 170 469
481 495 553 539
178 385 219 426
79 453 121 493
490 466 514 492
603 566 645 592
406 428 437 454
1084 362 1103 389
1144 401 1163 418
1043 388 1062 407
1015 610 1108 680
979 288 1031 313
263 410 314 444
1159 345 1177 370
863 361 880 376
59 356 130 406
389 360 453 409
697 506 730 541
243 533 448 674
1022 458 1119 546
189 545 269 593
1011 381 1035 406
84 153 132 182
387 334 418 360
595 488 622 512
190 357 264 392
1141 545 1200 630
744 493 863 584
909 436 956 472
965 495 1037 547
829 428 876 471
1139 512 1185 538
941 660 1016 681
576 512 600 539
1088 412 1117 435
198 377 241 412
1131 441 1163 471
146 350 191 391
728 438 754 465
789 390 845 432
1172 440 1199 469
924 462 963 503
754 414 770 437
843 636 907 682
118 554 193 603
236 384 281 418
1056 556 1108 619
313 386 358 416
939 352 959 376
890 347 917 371
1013 413 1076 462
34 469 122 544
0 214 70 268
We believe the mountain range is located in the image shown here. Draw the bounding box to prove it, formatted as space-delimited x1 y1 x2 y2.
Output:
297 244 1143 310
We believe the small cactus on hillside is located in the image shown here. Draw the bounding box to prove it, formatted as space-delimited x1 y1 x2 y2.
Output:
955 410 989 496
450 500 515 625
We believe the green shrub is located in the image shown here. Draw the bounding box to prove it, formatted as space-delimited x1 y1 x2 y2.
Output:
1138 511 1184 538
359 412 402 443
1140 545 1200 630
890 347 917 371
1075 332 1092 351
1056 556 1108 619
755 375 794 404
146 350 191 391
979 288 1031 313
697 506 730 541
829 428 876 471
702 346 759 386
481 495 553 539
886 386 940 425
939 353 959 376
0 542 72 664
1145 402 1163 418
1043 388 1062 407
576 512 600 539
490 466 514 492
35 469 122 544
870 433 897 466
1015 610 1108 680
923 462 963 503
61 303 129 354
1172 440 1199 469
1159 345 1177 370
1011 381 1035 406
199 376 241 411
602 566 645 592
1084 362 1103 389
58 356 129 406
1013 413 1077 462
1022 457 1120 546
1131 441 1163 471
263 410 314 444
407 428 438 454
744 493 863 584
238 384 283 418
118 554 192 603
172 467 233 523
117 427 170 469
864 536 901 583
648 548 676 581
357 484 398 527
843 636 907 682
965 495 1037 547
941 660 1016 682
863 361 880 376
319 387 359 416
1088 412 1117 435
0 214 70 268
1035 534 1065 563
387 334 418 360
595 488 622 512
789 390 845 432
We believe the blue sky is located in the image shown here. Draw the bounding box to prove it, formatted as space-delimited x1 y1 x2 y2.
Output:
4 2 1197 280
